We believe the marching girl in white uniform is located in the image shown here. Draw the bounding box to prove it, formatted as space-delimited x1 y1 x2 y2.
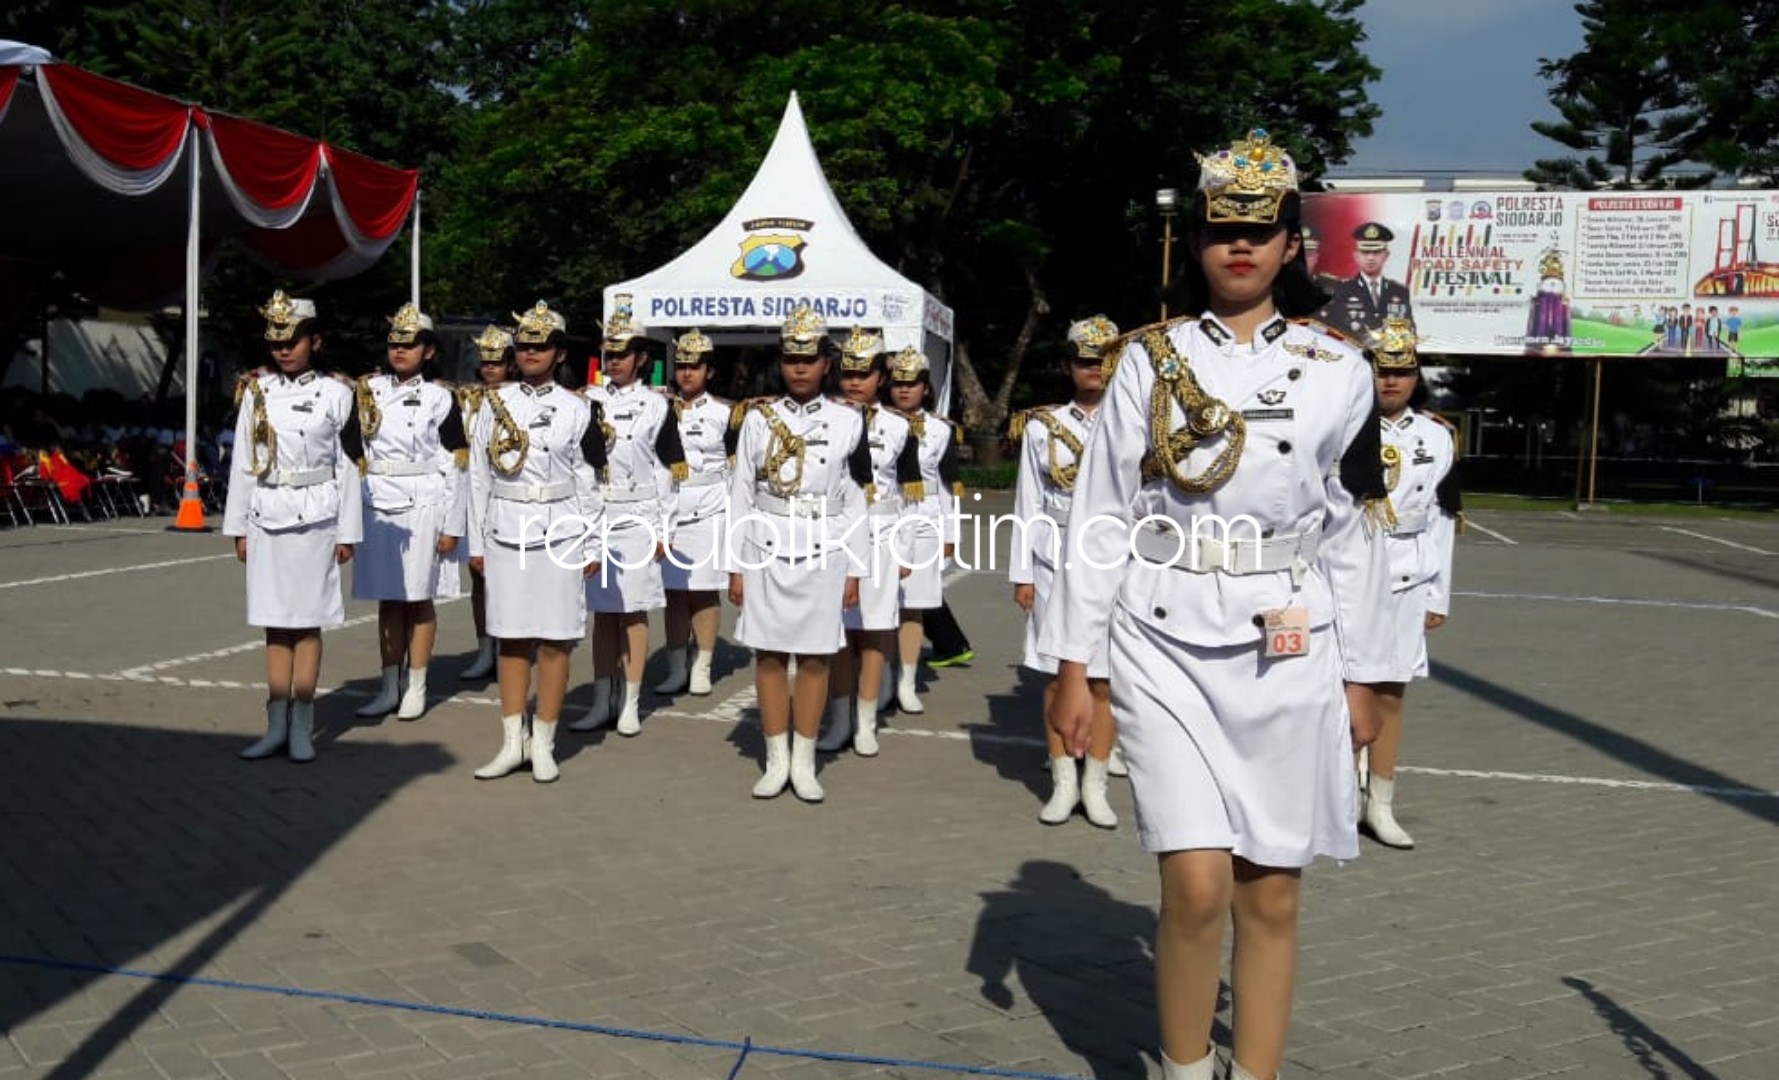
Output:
467 302 606 783
726 306 872 802
1009 316 1120 827
1040 130 1395 1080
224 291 364 763
655 328 732 698
818 327 921 757
574 298 686 737
1357 317 1460 850
457 326 517 682
349 303 469 723
886 348 959 715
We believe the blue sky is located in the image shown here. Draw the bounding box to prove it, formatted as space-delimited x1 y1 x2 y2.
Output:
1338 0 1586 178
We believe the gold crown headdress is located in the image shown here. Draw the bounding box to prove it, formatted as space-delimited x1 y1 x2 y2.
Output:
838 326 883 372
475 324 514 361
386 302 434 345
673 328 714 364
603 293 643 350
1368 316 1422 371
260 290 317 342
1066 316 1120 360
888 346 928 383
512 301 566 344
1194 128 1299 225
780 305 827 355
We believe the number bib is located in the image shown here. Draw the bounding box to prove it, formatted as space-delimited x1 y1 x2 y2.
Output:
1261 606 1311 659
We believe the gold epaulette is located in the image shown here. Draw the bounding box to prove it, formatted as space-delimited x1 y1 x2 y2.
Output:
1007 407 1033 443
232 371 254 409
951 481 965 498
1100 316 1196 379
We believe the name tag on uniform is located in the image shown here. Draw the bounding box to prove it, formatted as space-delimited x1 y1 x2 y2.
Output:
402 396 421 407
1242 408 1294 422
1261 607 1311 659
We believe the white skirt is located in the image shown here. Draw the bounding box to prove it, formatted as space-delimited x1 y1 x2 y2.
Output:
246 519 345 629
843 524 902 632
1022 560 1109 678
1385 583 1432 682
352 502 461 602
736 553 847 655
586 522 666 613
1109 605 1357 868
895 515 944 610
662 513 727 592
485 540 586 641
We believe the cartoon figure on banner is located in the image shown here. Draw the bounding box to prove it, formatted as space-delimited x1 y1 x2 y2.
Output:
1321 222 1415 339
1524 242 1572 356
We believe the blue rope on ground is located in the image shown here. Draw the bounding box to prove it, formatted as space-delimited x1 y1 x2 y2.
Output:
725 1035 753 1080
0 952 1086 1080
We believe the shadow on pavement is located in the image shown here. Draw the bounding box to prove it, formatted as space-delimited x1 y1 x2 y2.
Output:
0 715 452 1078
963 664 1051 806
1563 976 1721 1080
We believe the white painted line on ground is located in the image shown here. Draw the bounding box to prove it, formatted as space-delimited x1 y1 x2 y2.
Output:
1557 512 1579 521
37 523 166 535
1452 590 1779 620
1657 525 1774 556
10 666 1777 800
0 553 235 590
1464 517 1518 546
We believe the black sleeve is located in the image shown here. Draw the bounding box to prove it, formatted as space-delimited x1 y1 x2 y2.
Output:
848 426 874 487
340 402 364 464
1436 458 1462 516
653 404 686 467
937 425 960 489
438 399 468 453
723 418 741 458
894 427 922 485
580 402 608 469
1338 406 1388 502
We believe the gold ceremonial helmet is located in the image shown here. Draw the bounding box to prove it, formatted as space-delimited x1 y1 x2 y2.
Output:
512 301 566 344
888 346 928 384
603 293 643 353
1368 316 1421 371
475 324 514 361
781 305 827 356
386 302 434 345
838 326 883 373
673 328 714 365
1194 128 1300 225
261 290 317 342
1066 315 1120 360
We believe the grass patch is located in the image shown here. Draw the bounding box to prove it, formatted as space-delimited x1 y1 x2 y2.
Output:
959 464 1018 491
1467 492 1776 520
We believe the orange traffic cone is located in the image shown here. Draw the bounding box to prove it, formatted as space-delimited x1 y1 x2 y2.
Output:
170 460 213 533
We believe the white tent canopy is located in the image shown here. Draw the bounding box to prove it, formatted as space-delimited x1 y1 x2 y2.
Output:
603 92 955 411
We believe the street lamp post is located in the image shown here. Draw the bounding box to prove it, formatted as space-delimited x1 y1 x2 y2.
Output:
1156 188 1178 320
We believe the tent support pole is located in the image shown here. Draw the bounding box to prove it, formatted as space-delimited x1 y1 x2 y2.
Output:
411 190 421 307
172 123 211 531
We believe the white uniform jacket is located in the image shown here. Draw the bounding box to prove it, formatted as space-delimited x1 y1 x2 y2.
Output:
354 374 468 535
857 402 920 522
724 396 872 571
600 380 684 534
1008 401 1098 586
1037 313 1396 683
901 407 962 546
671 391 734 524
466 382 605 560
222 369 364 543
1381 409 1459 615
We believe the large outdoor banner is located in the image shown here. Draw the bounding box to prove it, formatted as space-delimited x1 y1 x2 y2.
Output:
1302 190 1779 374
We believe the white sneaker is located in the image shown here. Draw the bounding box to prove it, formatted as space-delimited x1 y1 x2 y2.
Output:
530 719 560 783
895 664 924 714
789 733 825 803
396 667 428 720
1080 756 1118 829
1361 774 1415 848
1106 743 1129 777
688 649 714 695
474 714 528 780
1038 757 1080 825
1161 1048 1217 1080
616 681 643 737
853 699 880 758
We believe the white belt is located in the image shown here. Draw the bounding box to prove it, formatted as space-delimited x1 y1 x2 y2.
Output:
365 459 431 477
1388 511 1428 536
602 482 658 504
755 491 838 519
868 495 904 519
491 479 574 503
1042 492 1073 519
262 467 330 488
679 470 728 488
1130 522 1319 576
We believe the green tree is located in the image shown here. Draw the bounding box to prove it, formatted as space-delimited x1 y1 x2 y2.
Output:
1525 0 1707 189
1649 0 1779 181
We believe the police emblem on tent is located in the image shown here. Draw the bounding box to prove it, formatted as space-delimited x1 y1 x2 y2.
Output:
732 217 812 281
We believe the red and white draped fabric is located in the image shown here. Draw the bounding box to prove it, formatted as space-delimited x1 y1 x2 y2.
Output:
0 59 418 286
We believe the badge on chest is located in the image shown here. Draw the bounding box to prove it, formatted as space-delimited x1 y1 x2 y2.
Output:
1260 606 1311 659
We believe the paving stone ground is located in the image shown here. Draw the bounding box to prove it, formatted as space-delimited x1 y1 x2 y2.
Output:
2 501 1777 1079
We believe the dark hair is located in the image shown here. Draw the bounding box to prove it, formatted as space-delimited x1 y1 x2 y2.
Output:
1165 192 1330 318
